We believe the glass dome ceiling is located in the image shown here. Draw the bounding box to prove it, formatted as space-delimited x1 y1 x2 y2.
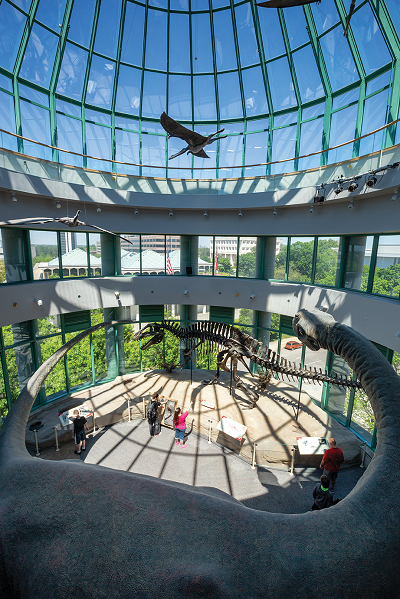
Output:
0 0 399 178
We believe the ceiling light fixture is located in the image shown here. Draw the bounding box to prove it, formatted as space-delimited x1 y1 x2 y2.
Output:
134 208 139 215
204 210 208 217
348 199 355 210
115 292 120 299
313 186 325 203
238 211 243 217
272 208 277 216
55 201 61 209
309 206 315 213
35 299 43 306
10 192 17 202
366 175 377 188
96 205 101 213
392 189 399 201
334 184 344 195
347 180 358 192
169 210 174 217
184 289 189 295
250 294 257 299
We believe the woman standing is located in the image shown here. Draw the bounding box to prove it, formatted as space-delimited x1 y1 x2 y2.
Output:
173 403 192 448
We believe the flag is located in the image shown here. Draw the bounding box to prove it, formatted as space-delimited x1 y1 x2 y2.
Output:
215 252 218 274
166 251 174 274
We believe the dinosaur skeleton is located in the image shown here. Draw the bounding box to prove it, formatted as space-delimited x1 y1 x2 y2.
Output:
133 320 362 407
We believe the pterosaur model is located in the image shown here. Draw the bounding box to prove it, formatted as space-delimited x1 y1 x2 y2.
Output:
3 210 133 244
257 0 321 7
160 112 227 160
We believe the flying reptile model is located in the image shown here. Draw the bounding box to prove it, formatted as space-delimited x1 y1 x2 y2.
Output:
257 0 321 7
4 210 134 244
160 112 227 160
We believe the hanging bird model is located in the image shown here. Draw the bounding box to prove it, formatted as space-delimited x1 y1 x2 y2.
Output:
3 210 134 244
160 112 227 160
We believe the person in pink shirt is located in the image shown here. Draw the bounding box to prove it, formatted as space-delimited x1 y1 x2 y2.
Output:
173 404 192 448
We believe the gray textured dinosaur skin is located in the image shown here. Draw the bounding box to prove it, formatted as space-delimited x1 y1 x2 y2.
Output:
0 311 399 598
133 320 362 406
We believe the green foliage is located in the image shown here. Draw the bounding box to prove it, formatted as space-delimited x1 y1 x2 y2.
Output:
0 258 6 283
274 244 287 280
237 308 253 327
238 246 256 277
218 258 233 274
32 245 58 266
198 246 211 262
372 263 400 297
313 239 339 286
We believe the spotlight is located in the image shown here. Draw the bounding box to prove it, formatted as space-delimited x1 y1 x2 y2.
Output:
115 291 120 299
204 210 208 217
348 200 355 209
309 206 315 213
334 185 344 195
35 299 43 306
169 210 174 217
392 189 399 201
366 175 377 188
318 305 328 312
250 294 257 299
272 208 277 216
96 205 101 213
55 201 61 209
347 180 358 192
313 187 325 203
10 193 17 202
184 289 189 295
134 208 139 215
238 211 243 217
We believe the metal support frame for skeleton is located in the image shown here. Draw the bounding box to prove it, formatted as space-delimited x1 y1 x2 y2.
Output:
133 320 362 408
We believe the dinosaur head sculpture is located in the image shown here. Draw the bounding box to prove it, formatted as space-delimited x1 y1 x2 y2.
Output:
132 323 165 350
293 308 335 351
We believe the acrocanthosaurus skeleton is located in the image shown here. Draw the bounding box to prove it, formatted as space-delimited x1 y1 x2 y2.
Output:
133 321 362 407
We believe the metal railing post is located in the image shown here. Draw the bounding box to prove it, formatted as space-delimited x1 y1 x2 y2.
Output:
33 430 40 457
128 398 131 422
143 398 146 419
54 426 60 452
251 441 257 470
208 419 212 444
290 446 296 475
360 442 367 468
92 408 96 434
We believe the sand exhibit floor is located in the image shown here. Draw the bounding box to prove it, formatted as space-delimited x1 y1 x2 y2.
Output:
27 369 361 468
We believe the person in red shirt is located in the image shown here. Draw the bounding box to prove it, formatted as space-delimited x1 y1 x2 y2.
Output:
173 403 193 448
320 438 344 492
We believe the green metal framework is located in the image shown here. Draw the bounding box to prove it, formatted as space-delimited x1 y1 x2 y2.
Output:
0 0 399 177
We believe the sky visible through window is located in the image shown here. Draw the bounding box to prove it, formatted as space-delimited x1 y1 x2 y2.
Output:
0 0 397 178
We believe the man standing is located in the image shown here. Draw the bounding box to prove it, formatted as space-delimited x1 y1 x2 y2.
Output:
69 409 89 455
320 438 344 492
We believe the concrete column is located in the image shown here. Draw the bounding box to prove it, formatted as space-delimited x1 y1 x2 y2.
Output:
2 228 28 283
256 236 276 280
103 307 118 379
115 306 131 375
101 234 118 276
325 355 350 417
342 236 367 290
180 235 198 276
180 305 197 368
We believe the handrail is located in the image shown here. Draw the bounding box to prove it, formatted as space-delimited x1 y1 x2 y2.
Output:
0 117 399 172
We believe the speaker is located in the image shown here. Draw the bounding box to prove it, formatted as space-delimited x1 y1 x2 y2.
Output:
186 266 193 275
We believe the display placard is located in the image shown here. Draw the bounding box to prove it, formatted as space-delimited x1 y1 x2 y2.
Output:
296 436 329 455
216 416 247 441
161 399 178 428
58 403 92 427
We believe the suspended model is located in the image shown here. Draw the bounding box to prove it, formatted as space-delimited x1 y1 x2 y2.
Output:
3 210 133 244
160 112 227 160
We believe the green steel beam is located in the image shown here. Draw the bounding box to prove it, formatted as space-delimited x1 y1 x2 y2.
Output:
110 0 127 175
369 0 400 147
366 235 379 294
303 4 331 167
208 1 221 178
81 0 101 168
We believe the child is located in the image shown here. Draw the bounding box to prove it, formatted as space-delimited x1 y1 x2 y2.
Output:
69 409 89 455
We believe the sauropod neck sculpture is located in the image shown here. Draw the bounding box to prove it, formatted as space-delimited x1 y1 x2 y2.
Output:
0 310 399 598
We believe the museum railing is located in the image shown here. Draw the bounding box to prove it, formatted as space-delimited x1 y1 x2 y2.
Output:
1 119 400 196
